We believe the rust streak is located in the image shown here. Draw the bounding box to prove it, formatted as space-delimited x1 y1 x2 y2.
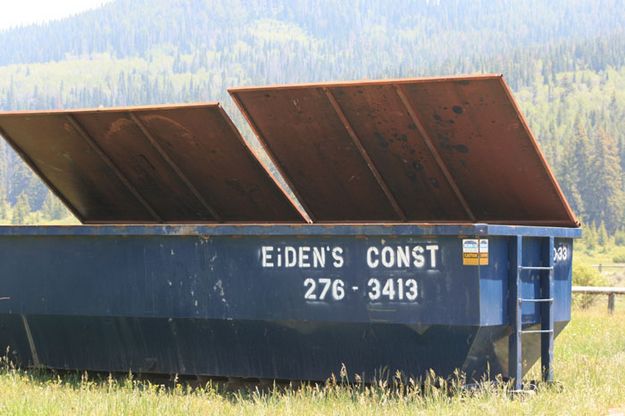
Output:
65 114 163 222
128 112 222 222
393 84 476 222
323 87 407 221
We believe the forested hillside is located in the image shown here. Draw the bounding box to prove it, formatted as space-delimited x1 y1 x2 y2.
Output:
0 0 624 232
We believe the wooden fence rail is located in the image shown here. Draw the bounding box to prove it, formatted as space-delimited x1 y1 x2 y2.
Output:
572 285 625 314
592 264 625 273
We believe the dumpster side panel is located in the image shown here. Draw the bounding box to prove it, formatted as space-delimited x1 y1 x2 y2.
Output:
20 316 486 380
0 225 576 381
479 236 574 326
553 237 574 321
0 231 486 380
0 234 481 325
476 236 509 325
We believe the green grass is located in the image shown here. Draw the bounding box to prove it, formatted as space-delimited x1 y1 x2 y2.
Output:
574 239 625 286
0 306 623 415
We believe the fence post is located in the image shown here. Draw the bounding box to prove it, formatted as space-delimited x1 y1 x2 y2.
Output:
608 293 615 314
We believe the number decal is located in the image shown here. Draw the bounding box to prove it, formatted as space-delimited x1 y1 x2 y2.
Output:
306 278 419 302
382 279 396 300
332 279 345 300
405 279 418 301
367 278 419 302
368 278 381 300
318 278 332 300
397 278 404 300
553 244 569 262
304 278 346 301
304 278 317 300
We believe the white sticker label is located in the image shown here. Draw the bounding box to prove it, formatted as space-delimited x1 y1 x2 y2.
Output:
462 239 489 266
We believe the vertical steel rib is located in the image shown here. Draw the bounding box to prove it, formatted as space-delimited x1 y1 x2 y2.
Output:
0 125 86 223
393 84 476 221
128 112 221 221
65 114 163 222
229 92 314 224
509 235 524 391
541 236 555 383
323 87 407 221
215 104 307 222
21 315 41 368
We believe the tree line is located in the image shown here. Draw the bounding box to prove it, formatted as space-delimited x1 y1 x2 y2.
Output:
0 0 624 230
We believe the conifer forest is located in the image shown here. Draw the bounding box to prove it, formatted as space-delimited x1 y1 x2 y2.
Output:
1 0 624 235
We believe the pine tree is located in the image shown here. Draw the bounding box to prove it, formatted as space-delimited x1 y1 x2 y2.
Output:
583 223 597 251
24 172 47 211
0 158 7 220
587 129 625 233
559 121 589 220
41 192 68 221
0 195 7 220
11 193 31 225
598 221 609 246
7 161 31 205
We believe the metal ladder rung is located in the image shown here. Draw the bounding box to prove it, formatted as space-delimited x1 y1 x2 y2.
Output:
520 329 554 334
518 266 554 271
519 297 553 303
509 235 556 391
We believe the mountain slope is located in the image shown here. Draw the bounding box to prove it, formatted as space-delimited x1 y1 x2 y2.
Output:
0 0 624 230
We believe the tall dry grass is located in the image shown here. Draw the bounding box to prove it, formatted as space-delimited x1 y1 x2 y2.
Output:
0 305 623 415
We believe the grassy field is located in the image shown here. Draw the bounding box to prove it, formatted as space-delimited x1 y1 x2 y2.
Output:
575 241 625 287
0 230 621 415
0 305 623 415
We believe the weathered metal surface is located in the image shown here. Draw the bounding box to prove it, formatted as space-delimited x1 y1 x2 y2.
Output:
0 104 304 223
0 224 577 381
230 75 579 227
0 76 582 382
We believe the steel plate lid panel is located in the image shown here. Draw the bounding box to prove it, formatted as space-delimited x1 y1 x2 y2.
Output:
0 104 304 223
237 87 399 221
230 75 579 227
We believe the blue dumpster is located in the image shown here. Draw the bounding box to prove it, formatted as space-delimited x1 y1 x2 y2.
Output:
0 75 581 387
0 224 579 384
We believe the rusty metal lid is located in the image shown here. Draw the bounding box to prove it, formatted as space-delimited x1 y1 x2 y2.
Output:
0 104 305 223
230 75 579 227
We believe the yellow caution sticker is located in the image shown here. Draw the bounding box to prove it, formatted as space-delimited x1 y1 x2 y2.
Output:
462 239 489 266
